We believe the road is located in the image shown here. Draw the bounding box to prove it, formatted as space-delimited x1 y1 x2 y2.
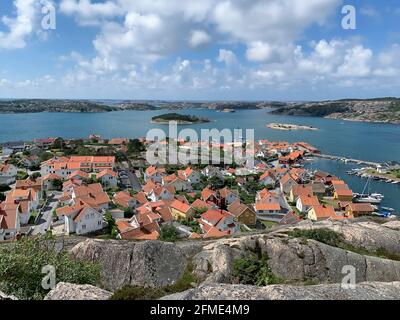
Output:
31 192 60 235
118 162 142 191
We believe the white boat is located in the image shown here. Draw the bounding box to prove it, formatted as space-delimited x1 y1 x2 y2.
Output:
353 196 383 204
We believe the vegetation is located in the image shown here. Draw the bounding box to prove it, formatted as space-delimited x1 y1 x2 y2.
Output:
16 171 29 180
0 184 11 192
110 260 196 300
232 254 282 286
104 211 118 239
0 192 5 201
0 236 101 300
127 139 145 154
151 113 210 123
158 224 179 242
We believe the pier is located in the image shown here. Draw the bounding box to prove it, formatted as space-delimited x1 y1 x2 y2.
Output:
313 154 381 168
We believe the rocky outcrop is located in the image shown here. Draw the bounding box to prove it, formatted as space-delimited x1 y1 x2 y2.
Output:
44 282 112 300
191 234 400 284
275 219 400 257
0 291 18 300
70 239 187 291
162 282 400 300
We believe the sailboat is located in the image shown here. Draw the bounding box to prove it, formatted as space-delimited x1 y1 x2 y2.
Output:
353 177 384 204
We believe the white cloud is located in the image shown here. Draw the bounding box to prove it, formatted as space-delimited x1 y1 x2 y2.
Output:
0 0 36 49
336 45 373 77
189 30 211 48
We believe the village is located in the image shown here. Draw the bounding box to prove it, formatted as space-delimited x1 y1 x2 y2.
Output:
0 135 387 242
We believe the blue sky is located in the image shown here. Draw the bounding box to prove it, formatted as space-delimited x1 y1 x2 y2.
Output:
0 0 400 100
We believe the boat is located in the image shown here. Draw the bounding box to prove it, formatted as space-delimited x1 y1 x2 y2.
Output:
353 179 385 204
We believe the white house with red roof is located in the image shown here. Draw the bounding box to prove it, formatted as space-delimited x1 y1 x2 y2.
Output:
144 166 165 183
148 185 175 202
0 201 21 240
96 169 118 188
199 209 240 236
178 167 201 184
0 164 17 185
56 202 104 235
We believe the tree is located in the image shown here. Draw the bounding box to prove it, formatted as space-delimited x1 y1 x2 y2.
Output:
127 139 145 154
51 138 64 150
51 179 63 190
158 224 179 242
104 211 118 238
0 192 5 201
31 172 41 180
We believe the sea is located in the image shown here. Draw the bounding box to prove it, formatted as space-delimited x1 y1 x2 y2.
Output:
0 108 399 212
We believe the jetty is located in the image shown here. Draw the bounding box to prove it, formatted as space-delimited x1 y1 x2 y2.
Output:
313 154 381 168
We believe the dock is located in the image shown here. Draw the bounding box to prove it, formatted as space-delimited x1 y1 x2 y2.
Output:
313 154 381 168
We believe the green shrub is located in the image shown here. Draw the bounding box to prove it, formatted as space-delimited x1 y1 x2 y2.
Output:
0 236 100 300
232 254 281 286
158 224 179 242
288 228 342 247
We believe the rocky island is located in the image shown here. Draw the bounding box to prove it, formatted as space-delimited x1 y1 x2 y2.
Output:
267 123 319 131
271 98 400 124
150 113 211 124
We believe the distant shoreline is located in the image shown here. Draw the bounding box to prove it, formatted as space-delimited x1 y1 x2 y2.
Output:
267 123 319 131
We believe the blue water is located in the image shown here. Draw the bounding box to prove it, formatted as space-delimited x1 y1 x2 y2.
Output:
1 109 399 212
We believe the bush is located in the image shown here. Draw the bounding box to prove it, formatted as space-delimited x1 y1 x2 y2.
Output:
0 184 11 192
0 236 101 300
158 224 179 242
232 254 281 286
288 228 342 247
0 192 5 202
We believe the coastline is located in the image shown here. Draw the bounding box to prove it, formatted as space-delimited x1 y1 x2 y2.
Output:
267 123 319 131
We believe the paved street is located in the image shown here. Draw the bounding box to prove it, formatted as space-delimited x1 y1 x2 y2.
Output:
31 192 60 235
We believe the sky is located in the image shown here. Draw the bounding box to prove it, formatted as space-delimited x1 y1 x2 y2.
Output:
0 0 399 101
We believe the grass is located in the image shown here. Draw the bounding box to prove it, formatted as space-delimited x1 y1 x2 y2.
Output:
288 228 400 261
110 260 196 300
261 220 278 229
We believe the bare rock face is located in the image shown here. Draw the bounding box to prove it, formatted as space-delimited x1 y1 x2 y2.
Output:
0 291 18 300
162 282 400 300
44 282 112 300
70 239 187 291
278 219 400 257
191 234 400 284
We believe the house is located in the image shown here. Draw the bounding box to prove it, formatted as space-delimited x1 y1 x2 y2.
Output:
296 195 320 214
170 199 194 220
56 202 104 235
228 200 257 226
255 200 282 218
148 185 175 202
345 203 375 217
116 216 160 240
289 184 313 203
259 170 277 187
34 137 57 148
201 188 220 206
113 191 137 209
308 182 326 197
307 205 352 221
144 166 165 183
192 199 217 211
178 167 201 184
96 169 118 188
199 209 240 236
42 173 63 191
68 170 90 181
201 166 224 180
71 183 110 210
108 138 129 145
18 155 40 168
41 156 115 178
0 201 21 240
314 171 338 184
162 174 191 191
280 173 298 194
6 187 40 224
0 164 18 185
218 187 239 206
333 188 353 201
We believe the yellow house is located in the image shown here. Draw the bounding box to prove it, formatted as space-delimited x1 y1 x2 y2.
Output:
170 199 194 220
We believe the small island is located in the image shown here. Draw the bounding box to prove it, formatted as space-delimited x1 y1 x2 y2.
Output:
267 123 319 131
151 113 211 124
